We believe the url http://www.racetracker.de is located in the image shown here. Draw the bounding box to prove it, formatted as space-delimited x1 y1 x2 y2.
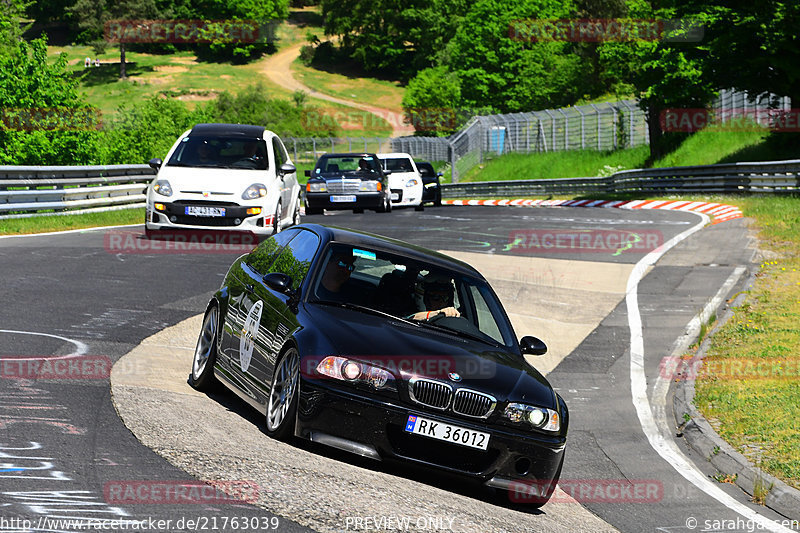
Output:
0 515 282 531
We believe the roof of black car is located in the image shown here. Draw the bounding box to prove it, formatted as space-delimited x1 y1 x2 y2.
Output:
317 153 377 158
296 223 481 278
190 123 266 138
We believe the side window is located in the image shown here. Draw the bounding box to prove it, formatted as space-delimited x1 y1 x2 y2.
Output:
468 285 504 345
246 228 299 275
268 230 320 290
271 137 287 167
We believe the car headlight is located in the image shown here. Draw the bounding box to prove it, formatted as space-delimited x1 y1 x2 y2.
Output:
316 356 395 391
503 402 560 432
359 181 381 192
153 180 172 197
242 183 267 200
405 178 419 188
306 182 328 193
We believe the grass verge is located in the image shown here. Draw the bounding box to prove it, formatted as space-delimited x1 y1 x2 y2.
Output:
692 195 800 491
0 208 144 235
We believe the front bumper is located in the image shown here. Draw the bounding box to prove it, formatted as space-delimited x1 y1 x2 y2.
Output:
146 201 273 234
297 379 566 485
305 192 384 211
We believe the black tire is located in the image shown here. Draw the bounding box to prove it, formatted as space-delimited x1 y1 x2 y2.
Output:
434 191 442 207
376 195 392 213
305 206 322 215
353 207 364 214
414 203 424 212
265 347 300 440
190 306 220 391
291 196 301 226
273 201 283 234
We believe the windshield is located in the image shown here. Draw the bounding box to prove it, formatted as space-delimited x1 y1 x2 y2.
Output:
380 157 414 172
166 135 268 170
309 243 516 348
314 155 381 175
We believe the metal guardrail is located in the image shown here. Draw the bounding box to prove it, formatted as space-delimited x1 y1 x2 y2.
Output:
441 159 800 198
0 164 154 219
1 159 798 219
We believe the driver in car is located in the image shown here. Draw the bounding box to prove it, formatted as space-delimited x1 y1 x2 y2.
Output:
409 273 460 321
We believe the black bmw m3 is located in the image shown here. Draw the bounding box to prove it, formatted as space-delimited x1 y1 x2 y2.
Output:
190 223 568 504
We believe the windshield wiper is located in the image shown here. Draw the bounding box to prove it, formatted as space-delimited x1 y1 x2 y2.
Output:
415 320 502 347
313 300 416 325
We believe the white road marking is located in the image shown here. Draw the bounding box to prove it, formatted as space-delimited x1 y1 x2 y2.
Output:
626 214 793 532
0 330 88 356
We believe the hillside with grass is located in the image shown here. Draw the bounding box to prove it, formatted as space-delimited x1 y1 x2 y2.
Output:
463 125 797 183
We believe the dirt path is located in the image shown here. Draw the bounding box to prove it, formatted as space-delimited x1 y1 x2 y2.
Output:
262 43 414 138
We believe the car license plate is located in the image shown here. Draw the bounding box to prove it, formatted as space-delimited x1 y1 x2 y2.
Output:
391 193 400 200
330 195 356 203
185 206 225 217
404 415 489 450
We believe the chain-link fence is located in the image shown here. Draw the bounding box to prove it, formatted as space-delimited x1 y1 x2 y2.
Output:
286 89 789 182
282 137 393 168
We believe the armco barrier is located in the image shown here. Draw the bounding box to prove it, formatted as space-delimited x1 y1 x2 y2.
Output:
0 164 154 219
2 159 799 219
441 159 800 198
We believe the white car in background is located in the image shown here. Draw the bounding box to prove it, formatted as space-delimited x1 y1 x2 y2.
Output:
145 123 301 236
377 152 424 211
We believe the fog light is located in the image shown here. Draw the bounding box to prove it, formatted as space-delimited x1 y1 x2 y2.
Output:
154 203 166 211
246 207 262 215
169 216 177 222
234 218 242 225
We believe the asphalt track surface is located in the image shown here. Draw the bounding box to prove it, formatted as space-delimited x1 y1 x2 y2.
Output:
0 205 793 533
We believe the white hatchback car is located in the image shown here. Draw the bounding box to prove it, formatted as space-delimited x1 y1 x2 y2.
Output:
145 123 301 236
377 152 424 211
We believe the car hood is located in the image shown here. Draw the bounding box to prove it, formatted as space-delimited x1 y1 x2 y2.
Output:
156 166 267 195
304 303 557 408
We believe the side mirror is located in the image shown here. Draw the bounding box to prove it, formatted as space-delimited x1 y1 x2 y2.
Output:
263 272 293 294
436 172 443 177
148 158 162 171
279 163 296 176
520 336 547 356
304 169 311 177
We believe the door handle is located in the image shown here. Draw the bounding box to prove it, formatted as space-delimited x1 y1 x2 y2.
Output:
245 283 255 293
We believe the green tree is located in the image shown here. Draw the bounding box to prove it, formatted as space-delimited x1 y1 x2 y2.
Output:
100 95 206 164
401 66 463 135
69 0 158 79
191 0 289 62
676 0 800 112
320 0 469 74
1 0 30 55
597 1 716 159
443 0 589 113
0 37 102 165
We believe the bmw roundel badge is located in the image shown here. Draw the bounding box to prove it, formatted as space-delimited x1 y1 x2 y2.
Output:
448 372 462 382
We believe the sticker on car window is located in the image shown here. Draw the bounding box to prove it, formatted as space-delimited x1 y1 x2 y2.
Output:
352 249 376 261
